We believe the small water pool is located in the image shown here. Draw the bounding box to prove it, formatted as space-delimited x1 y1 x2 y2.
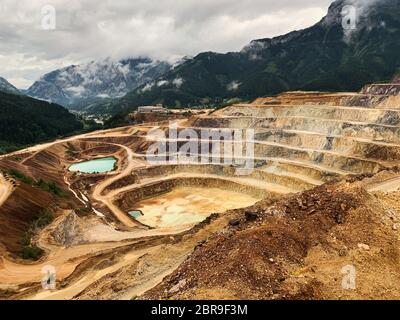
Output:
128 210 143 218
69 157 117 174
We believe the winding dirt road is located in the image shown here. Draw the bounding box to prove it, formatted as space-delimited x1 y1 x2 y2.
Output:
91 143 148 228
0 174 13 207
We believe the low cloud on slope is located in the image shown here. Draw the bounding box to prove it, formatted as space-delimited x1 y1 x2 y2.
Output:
0 0 333 88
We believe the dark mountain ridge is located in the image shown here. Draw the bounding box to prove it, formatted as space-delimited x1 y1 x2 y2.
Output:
0 91 83 153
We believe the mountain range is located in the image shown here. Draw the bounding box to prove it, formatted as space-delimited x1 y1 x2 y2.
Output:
26 58 171 110
11 0 400 117
95 0 400 115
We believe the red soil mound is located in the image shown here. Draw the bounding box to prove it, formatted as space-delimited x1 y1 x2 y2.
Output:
144 182 400 300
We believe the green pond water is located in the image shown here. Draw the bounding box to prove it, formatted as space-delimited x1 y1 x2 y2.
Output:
69 157 117 174
128 210 143 218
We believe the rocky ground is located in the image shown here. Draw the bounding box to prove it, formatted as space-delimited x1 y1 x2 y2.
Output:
143 176 400 300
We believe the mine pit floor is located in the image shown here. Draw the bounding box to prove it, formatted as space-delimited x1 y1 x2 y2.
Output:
134 186 261 229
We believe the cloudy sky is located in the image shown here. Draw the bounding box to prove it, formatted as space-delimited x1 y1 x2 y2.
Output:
0 0 334 89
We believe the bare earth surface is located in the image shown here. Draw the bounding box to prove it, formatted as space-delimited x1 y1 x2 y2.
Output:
2 85 400 300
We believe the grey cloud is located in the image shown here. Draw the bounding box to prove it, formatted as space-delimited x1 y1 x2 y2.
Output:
0 0 333 88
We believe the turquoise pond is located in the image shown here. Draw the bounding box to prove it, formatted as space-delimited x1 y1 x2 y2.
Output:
69 157 117 174
128 210 143 218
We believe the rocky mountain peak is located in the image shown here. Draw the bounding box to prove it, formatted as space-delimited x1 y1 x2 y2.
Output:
0 77 20 95
26 57 171 110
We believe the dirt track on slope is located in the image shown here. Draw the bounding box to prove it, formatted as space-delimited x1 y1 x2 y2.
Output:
91 143 148 228
366 175 400 192
0 174 13 207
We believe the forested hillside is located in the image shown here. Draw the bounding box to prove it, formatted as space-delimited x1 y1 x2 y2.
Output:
0 91 83 153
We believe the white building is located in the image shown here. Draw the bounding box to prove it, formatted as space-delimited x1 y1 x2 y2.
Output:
137 105 168 114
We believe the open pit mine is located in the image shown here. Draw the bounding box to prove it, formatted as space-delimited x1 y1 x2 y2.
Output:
1 78 400 300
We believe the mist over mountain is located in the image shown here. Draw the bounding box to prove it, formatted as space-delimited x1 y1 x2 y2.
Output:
91 0 399 115
26 58 171 110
